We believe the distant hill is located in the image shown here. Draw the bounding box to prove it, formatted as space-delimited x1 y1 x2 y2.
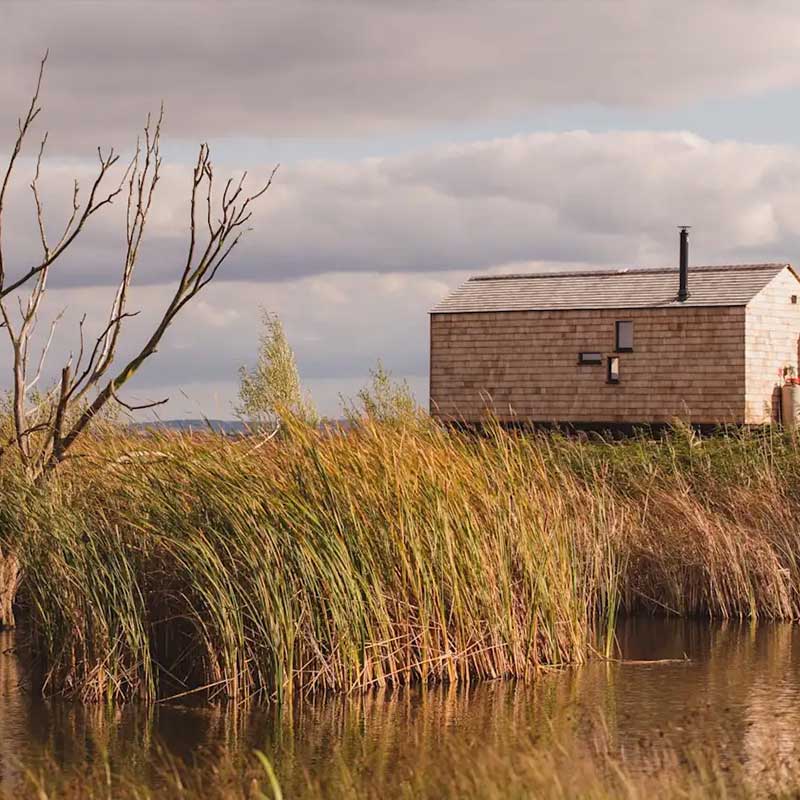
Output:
131 418 351 435
131 419 247 435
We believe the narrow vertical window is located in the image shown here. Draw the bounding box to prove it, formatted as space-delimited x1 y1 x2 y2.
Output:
607 356 620 384
615 320 633 352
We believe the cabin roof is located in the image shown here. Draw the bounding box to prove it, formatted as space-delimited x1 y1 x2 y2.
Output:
431 263 794 314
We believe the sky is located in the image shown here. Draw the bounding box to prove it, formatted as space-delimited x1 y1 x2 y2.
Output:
3 1 800 419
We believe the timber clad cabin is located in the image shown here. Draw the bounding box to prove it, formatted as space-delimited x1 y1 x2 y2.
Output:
430 233 800 426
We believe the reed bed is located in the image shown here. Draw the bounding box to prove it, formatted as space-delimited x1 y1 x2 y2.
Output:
3 419 800 702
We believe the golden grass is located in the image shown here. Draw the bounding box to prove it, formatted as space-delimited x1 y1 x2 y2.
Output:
3 418 800 702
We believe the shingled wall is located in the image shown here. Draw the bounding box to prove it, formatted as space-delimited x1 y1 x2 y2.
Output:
745 268 800 424
430 306 747 425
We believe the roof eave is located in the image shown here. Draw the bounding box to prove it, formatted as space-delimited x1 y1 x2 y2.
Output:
429 302 751 314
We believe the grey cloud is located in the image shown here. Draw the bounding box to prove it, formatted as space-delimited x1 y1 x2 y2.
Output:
7 130 800 291
2 1 800 151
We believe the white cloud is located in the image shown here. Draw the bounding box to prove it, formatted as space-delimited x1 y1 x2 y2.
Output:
8 129 800 289
191 301 242 330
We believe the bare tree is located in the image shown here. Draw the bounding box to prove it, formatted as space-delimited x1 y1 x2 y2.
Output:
0 54 276 481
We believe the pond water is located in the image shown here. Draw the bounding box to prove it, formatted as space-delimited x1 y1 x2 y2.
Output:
2 618 800 793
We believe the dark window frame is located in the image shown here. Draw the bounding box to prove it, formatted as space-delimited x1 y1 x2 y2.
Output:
578 352 603 365
607 356 620 384
615 320 634 352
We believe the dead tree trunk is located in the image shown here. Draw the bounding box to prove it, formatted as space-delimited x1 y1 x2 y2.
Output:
0 547 20 629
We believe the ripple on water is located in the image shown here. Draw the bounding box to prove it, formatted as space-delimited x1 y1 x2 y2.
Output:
2 619 800 791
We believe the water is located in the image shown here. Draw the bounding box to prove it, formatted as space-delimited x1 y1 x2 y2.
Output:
2 618 800 793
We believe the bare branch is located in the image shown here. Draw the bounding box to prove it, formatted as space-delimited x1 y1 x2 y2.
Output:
111 391 169 413
25 308 64 394
72 313 88 376
52 179 81 253
30 132 50 258
0 50 47 289
49 364 72 465
68 310 141 405
0 151 125 300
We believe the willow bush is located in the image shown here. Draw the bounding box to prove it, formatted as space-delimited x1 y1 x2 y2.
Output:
5 419 800 702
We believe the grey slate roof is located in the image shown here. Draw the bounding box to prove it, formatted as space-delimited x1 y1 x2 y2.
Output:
431 264 794 314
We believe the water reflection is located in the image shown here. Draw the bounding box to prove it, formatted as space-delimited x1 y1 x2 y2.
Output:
2 619 800 791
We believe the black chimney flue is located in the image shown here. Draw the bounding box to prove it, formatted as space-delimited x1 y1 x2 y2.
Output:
678 226 690 302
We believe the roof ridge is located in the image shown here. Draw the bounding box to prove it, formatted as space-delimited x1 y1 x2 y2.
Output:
469 263 789 282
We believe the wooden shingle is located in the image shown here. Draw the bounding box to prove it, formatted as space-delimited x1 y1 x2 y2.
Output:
432 264 789 314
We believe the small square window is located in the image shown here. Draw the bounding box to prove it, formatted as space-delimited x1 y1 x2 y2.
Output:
578 352 603 365
607 356 620 384
792 295 797 305
615 321 633 351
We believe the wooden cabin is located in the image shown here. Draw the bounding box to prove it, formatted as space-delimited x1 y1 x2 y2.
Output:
429 234 800 427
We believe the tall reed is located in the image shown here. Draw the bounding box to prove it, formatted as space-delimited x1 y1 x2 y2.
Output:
4 419 800 702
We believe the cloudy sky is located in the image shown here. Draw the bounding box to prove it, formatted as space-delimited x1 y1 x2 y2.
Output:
3 1 800 418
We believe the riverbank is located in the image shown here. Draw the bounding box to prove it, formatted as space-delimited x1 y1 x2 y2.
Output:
3 419 800 702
